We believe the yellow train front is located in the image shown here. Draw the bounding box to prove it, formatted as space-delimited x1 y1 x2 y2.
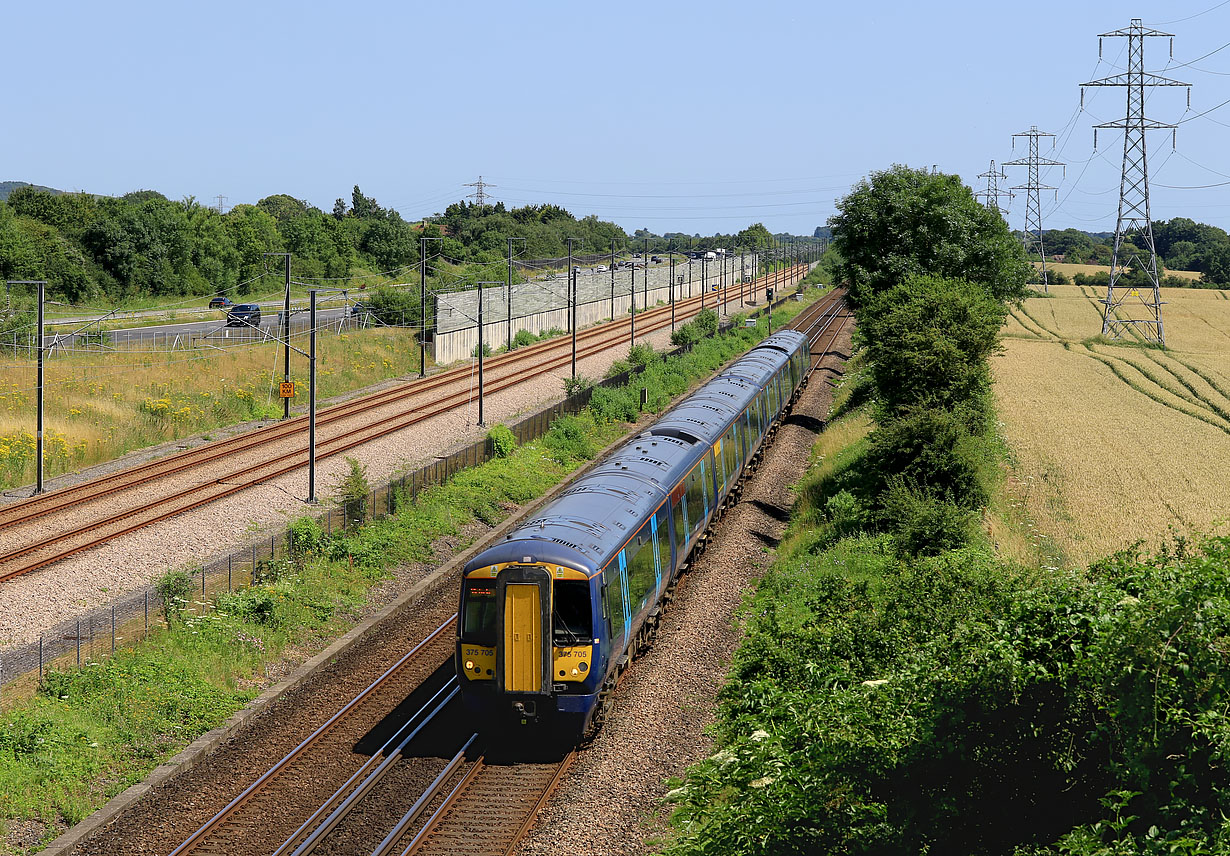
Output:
456 331 811 740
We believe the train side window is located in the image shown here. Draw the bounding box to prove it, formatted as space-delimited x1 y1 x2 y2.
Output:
672 493 687 549
553 580 592 645
655 505 672 577
685 465 706 534
704 452 717 508
715 441 727 493
626 523 656 612
603 563 625 647
461 580 498 646
723 426 738 478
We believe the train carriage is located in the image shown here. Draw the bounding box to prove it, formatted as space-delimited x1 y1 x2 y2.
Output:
457 330 811 739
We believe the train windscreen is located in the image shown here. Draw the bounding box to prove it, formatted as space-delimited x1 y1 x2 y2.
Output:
553 580 592 644
462 580 498 645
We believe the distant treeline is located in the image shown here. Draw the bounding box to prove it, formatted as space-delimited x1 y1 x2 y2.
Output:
1040 219 1230 286
0 183 792 305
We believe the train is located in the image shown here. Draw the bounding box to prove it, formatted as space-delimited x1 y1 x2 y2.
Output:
456 329 813 740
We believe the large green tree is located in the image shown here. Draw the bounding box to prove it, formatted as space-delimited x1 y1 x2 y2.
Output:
856 273 1007 425
830 164 1031 304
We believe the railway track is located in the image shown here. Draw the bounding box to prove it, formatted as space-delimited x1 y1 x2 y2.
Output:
0 264 810 585
160 287 845 856
168 618 458 856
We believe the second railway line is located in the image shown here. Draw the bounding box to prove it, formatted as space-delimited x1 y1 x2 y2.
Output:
0 265 811 587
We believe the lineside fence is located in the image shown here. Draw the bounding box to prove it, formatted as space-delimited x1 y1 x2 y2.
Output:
0 271 815 708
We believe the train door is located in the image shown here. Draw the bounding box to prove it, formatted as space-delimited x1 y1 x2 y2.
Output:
495 565 552 696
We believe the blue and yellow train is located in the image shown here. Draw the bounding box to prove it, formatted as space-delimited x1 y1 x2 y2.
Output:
456 329 812 739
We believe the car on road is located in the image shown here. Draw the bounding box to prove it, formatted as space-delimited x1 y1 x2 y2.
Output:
226 304 261 327
208 296 234 309
651 256 662 263
594 265 608 272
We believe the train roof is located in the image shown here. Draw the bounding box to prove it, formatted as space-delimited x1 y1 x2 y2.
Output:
464 434 702 574
461 328 812 576
753 329 809 356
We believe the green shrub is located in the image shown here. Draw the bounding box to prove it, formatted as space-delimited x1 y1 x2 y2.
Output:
589 384 639 423
288 516 324 558
824 489 867 540
670 323 701 347
332 457 371 527
472 342 492 358
867 407 992 510
487 423 516 458
693 308 718 338
510 329 536 349
215 586 280 626
881 479 978 555
562 374 593 397
543 415 596 463
857 274 1006 419
155 568 197 625
627 342 657 370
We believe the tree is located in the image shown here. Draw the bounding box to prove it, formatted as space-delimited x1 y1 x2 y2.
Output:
856 273 1007 426
736 222 774 249
830 164 1031 304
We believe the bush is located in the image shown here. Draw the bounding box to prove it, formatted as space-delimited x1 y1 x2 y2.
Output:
562 374 593 397
472 342 492 358
215 586 280 626
332 457 371 527
604 359 631 379
288 516 324 558
543 415 596 463
487 423 516 458
866 407 992 510
881 479 977 555
824 489 867 540
627 342 657 370
693 308 718 338
589 384 639 423
155 568 197 624
510 329 536 350
856 274 1006 419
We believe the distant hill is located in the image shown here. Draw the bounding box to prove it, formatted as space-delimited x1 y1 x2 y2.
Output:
0 181 65 202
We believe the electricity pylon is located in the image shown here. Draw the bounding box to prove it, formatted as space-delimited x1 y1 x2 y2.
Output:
974 160 1012 219
1005 128 1065 292
1083 18 1190 345
464 175 495 207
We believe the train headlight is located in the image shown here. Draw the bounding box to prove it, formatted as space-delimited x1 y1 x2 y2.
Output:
578 662 588 673
464 660 475 671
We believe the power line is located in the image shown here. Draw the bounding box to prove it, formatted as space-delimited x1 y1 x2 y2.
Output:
1083 17 1192 345
1005 128 1065 291
974 160 1012 219
463 175 495 207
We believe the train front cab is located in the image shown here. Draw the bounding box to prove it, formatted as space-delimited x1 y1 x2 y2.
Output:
458 558 604 735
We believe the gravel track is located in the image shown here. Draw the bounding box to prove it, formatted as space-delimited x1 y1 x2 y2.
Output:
0 322 686 652
515 322 854 856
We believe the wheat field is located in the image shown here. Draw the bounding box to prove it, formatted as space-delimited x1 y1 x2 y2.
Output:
1041 262 1203 282
994 284 1230 566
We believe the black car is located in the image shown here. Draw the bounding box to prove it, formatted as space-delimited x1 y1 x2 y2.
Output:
226 304 261 327
208 296 234 309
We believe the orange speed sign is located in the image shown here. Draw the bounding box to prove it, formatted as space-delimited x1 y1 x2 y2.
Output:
279 382 295 398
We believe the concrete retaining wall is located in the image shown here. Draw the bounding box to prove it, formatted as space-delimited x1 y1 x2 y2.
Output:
433 253 758 364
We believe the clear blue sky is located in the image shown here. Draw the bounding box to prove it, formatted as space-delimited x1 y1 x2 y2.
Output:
7 0 1230 237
